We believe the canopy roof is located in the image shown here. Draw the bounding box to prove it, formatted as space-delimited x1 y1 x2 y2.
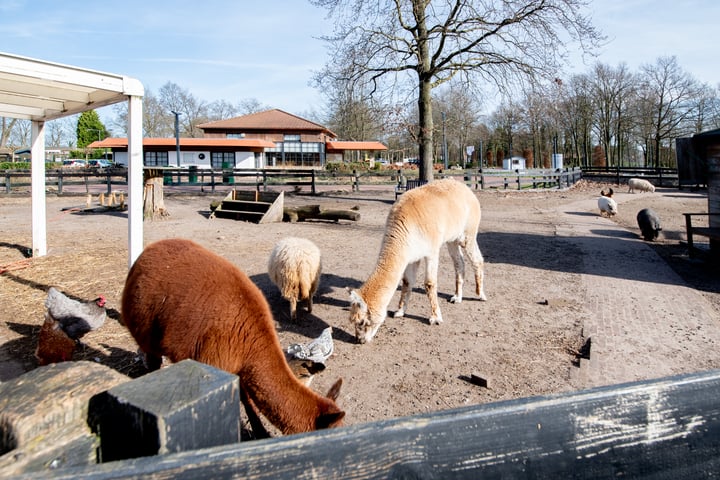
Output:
0 52 143 121
1 51 144 267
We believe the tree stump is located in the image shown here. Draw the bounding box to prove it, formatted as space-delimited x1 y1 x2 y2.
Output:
143 172 169 220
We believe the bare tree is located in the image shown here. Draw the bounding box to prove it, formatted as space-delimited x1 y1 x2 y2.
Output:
590 63 637 167
1 117 19 149
636 56 701 167
311 0 602 180
557 73 593 166
159 82 209 138
46 116 77 148
691 83 720 133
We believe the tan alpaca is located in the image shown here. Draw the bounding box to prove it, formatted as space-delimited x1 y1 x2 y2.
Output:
348 178 486 343
121 238 345 438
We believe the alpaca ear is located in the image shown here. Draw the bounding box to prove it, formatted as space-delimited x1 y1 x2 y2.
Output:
317 410 346 429
326 378 343 401
347 289 367 312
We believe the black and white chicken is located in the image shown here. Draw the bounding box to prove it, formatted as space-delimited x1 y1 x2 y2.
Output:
286 327 334 364
45 287 107 340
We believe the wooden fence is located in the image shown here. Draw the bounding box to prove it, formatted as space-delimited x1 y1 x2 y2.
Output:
2 167 584 195
15 367 720 479
581 166 678 188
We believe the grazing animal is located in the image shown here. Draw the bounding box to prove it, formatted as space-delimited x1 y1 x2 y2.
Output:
287 327 334 365
348 178 486 344
121 238 344 438
35 313 77 365
636 208 662 241
628 178 655 193
268 237 322 322
45 287 107 340
598 190 618 217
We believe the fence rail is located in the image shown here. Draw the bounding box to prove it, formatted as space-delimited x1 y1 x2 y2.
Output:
1 166 586 195
581 166 678 187
21 368 720 479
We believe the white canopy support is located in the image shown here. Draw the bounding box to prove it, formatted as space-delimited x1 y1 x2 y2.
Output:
0 51 144 269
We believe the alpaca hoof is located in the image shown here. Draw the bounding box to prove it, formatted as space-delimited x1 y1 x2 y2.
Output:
449 295 462 304
393 309 405 318
478 292 487 301
429 315 443 325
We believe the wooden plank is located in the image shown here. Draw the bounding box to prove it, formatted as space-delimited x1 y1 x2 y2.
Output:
20 369 720 479
0 362 129 477
259 190 284 223
87 360 240 463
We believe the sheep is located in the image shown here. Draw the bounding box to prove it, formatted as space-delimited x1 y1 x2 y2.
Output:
628 178 655 193
268 237 322 322
636 208 662 241
121 238 344 438
348 178 486 344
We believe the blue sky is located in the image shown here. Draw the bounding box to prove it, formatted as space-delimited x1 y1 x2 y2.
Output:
1 1 718 121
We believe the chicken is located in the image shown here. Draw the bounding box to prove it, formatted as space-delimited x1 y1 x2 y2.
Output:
286 327 334 364
45 287 107 340
35 313 76 365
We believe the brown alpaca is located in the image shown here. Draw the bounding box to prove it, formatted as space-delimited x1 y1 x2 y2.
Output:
121 238 345 438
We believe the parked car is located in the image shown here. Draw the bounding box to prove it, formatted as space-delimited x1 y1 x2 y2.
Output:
63 159 86 168
87 159 112 168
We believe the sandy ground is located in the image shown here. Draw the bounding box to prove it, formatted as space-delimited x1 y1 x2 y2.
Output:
1 179 718 437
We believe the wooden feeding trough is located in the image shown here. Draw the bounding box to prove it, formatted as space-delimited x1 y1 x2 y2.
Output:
210 189 284 223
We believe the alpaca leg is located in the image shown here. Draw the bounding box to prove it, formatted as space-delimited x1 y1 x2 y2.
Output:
447 241 465 304
289 297 298 322
394 261 418 318
307 295 313 314
464 237 487 301
241 388 271 439
139 348 162 371
424 256 443 325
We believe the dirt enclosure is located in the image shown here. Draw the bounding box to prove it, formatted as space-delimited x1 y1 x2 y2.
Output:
1 179 719 436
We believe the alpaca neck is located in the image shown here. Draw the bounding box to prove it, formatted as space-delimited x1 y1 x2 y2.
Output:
360 238 413 315
242 345 326 434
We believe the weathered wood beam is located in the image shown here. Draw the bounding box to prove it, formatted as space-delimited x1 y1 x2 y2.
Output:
20 369 720 479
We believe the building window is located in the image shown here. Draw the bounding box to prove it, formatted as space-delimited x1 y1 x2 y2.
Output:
284 134 301 142
266 142 323 167
227 133 245 139
211 151 235 168
145 151 168 167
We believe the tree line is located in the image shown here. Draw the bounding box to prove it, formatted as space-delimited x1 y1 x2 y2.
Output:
3 0 717 173
2 55 715 171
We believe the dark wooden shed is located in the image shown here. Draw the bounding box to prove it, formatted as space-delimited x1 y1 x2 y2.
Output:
676 129 720 255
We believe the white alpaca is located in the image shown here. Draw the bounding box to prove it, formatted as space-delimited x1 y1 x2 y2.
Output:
628 178 655 193
348 178 486 344
268 237 322 322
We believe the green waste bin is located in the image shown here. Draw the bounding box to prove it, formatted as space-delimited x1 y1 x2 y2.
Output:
188 165 198 183
222 162 234 184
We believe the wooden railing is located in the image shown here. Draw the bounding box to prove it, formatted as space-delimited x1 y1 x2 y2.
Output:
581 166 678 187
11 367 720 479
1 166 585 195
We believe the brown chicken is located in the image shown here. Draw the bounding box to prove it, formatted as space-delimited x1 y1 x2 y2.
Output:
45 287 107 340
35 313 76 365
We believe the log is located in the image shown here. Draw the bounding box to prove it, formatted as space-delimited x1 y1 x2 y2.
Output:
283 205 359 223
